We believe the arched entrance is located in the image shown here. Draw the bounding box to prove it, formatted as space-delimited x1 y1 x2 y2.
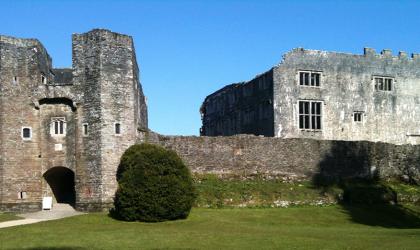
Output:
43 167 76 206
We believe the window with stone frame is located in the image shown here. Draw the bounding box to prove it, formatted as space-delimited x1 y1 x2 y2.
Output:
51 117 66 136
353 111 364 122
298 101 322 130
374 76 393 91
22 127 32 140
82 123 89 136
299 71 321 87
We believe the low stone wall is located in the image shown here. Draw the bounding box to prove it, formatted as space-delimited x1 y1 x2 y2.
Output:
143 132 420 183
0 202 41 213
76 202 113 212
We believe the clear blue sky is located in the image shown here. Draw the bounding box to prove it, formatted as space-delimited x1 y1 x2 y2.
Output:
1 0 419 135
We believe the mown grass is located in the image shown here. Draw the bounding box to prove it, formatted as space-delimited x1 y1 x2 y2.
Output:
1 175 419 249
0 213 21 223
0 206 420 250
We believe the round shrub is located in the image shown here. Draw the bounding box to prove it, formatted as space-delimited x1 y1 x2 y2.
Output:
112 143 196 222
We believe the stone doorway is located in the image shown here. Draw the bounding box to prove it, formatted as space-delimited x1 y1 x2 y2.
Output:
43 167 76 207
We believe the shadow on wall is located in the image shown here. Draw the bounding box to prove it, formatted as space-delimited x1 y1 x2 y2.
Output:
399 145 420 185
312 141 420 229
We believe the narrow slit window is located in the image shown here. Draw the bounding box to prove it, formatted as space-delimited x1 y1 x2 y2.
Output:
115 123 121 135
41 74 47 84
18 191 27 199
83 123 88 136
55 121 59 134
60 120 64 134
385 78 393 91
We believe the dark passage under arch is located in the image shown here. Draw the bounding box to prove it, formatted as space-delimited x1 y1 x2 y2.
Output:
43 167 76 206
38 97 77 111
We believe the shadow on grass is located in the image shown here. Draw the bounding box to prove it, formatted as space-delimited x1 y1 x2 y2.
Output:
340 204 420 228
313 141 420 229
9 247 86 250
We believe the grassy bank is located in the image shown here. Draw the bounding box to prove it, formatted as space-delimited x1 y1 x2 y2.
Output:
193 174 420 208
0 206 419 249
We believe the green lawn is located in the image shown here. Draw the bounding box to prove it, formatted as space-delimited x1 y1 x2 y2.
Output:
0 213 21 223
1 206 420 250
193 174 420 208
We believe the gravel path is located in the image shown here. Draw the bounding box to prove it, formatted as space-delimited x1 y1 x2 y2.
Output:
0 203 84 229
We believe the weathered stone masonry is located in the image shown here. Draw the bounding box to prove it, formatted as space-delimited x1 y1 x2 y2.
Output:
0 29 148 212
145 133 420 184
201 48 420 145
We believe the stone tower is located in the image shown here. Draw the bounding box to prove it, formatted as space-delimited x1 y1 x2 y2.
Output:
0 29 148 212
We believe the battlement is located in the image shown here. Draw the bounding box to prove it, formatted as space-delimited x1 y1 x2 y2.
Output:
0 35 42 47
0 35 51 58
74 28 132 38
72 28 134 48
288 47 420 62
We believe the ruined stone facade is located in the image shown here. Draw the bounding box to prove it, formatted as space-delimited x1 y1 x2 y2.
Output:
0 29 148 212
200 48 420 145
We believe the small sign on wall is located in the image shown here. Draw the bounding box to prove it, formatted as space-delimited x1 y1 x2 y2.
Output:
54 144 63 151
42 197 53 210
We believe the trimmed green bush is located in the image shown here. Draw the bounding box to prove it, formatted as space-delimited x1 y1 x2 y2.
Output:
112 143 196 222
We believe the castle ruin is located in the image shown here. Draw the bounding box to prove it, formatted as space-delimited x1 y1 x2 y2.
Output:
0 29 148 211
1 29 419 213
200 48 420 145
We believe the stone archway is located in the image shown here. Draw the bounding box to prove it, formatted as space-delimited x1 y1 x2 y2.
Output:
43 167 76 206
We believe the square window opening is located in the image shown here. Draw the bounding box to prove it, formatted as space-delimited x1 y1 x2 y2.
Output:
299 71 321 87
374 77 393 91
353 112 364 122
22 127 32 140
298 101 322 130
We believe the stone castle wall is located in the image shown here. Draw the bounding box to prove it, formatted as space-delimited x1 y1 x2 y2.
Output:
0 36 54 211
0 30 148 212
200 70 274 137
200 47 420 145
274 48 420 144
144 132 420 183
